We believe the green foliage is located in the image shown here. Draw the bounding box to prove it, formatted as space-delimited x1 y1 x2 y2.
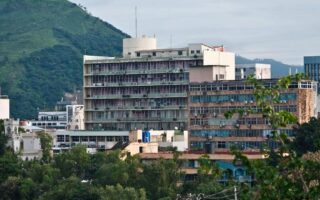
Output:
103 184 147 200
37 131 53 163
227 74 320 199
0 0 128 118
0 120 8 155
291 117 320 156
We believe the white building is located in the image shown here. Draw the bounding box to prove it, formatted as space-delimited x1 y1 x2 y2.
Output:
52 130 129 154
125 129 189 156
0 95 10 119
83 36 235 131
4 119 42 160
235 63 271 80
31 111 67 130
66 105 84 130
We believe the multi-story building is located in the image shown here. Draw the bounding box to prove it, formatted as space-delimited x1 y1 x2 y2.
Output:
83 36 235 131
188 79 317 153
0 90 10 119
235 63 271 80
31 111 67 130
304 56 320 93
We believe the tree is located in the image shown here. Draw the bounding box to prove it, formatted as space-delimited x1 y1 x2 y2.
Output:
37 132 53 163
0 119 8 156
291 117 320 155
225 74 320 199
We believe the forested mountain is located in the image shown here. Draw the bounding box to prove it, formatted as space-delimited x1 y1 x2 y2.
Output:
0 0 128 118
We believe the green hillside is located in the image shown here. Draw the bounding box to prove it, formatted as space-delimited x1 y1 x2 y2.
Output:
0 0 128 119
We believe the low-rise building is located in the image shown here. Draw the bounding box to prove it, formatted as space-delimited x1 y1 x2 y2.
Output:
31 111 67 130
4 119 43 160
52 130 129 153
235 63 271 80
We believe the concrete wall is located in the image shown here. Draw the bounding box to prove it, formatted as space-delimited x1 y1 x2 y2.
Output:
0 98 10 119
123 37 157 58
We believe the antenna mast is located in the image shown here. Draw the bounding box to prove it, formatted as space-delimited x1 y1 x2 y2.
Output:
135 6 138 38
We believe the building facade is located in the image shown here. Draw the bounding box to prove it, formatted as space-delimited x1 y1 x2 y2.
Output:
304 56 320 93
188 79 317 153
31 111 67 130
83 37 235 131
235 63 271 80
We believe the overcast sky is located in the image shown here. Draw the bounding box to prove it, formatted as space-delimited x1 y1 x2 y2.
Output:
70 0 320 65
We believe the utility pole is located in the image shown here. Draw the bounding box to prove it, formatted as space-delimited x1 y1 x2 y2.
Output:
234 186 238 200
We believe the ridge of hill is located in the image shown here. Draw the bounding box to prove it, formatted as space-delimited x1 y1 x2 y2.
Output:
0 0 128 118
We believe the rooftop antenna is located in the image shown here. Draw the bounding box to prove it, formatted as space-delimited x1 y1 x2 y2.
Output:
170 34 172 48
135 6 138 38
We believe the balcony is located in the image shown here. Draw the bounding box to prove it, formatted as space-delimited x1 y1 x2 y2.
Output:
85 92 188 99
84 68 189 76
85 80 188 88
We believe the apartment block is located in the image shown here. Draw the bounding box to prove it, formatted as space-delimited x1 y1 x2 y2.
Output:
235 63 271 80
188 79 317 153
83 37 235 131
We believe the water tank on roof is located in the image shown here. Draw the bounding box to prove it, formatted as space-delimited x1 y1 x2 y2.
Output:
142 131 150 143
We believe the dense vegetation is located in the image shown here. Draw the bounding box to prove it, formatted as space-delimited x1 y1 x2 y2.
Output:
0 0 128 119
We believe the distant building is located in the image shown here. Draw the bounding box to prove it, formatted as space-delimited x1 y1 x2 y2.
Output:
52 130 129 154
0 92 10 119
66 105 85 130
83 36 235 131
4 119 42 160
31 111 67 130
304 56 320 93
188 79 317 153
235 63 271 80
127 129 189 153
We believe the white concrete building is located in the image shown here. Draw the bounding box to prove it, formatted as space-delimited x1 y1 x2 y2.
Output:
235 63 271 80
31 111 67 130
4 119 42 160
0 95 10 119
83 36 235 131
66 105 84 130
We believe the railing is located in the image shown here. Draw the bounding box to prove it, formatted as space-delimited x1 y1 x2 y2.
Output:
85 69 188 76
86 105 187 111
85 92 188 99
85 80 188 87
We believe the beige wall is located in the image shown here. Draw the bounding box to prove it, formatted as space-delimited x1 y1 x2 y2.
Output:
123 37 157 58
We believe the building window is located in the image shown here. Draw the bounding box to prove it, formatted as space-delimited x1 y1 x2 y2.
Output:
57 135 64 142
219 74 225 79
217 141 226 148
152 52 156 56
191 50 194 54
196 50 200 54
136 52 140 57
178 51 183 55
